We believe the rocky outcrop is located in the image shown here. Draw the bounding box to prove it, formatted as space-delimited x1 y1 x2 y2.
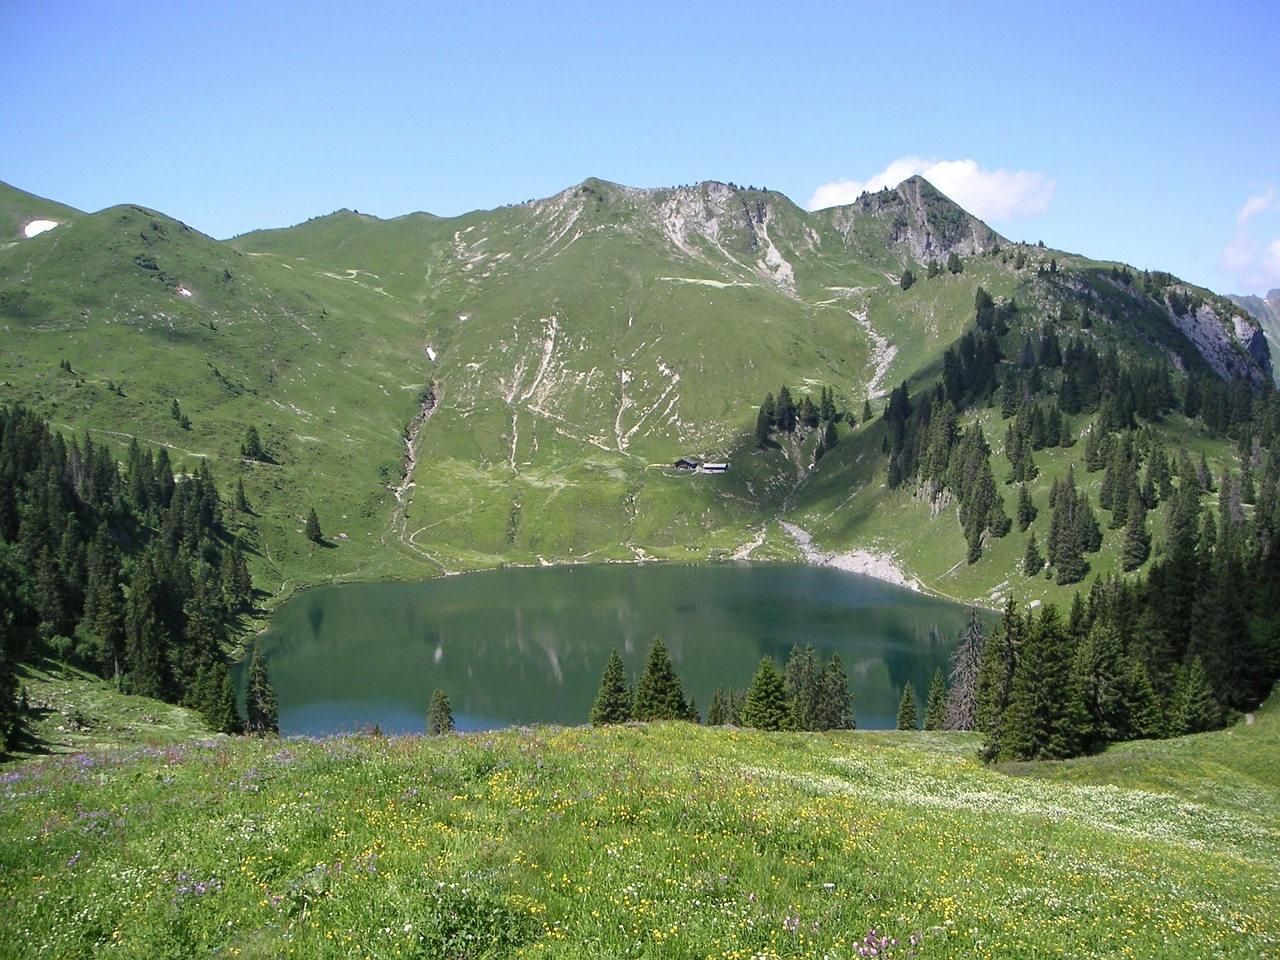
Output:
1165 298 1273 385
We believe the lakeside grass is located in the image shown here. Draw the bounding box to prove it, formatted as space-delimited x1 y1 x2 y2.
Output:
2 696 1276 959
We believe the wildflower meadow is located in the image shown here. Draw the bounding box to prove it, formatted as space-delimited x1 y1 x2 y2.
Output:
1 698 1277 959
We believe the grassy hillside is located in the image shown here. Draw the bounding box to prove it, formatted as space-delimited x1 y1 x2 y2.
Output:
1 178 1271 608
1 698 1275 958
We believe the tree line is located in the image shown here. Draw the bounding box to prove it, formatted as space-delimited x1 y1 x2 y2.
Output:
588 637 854 732
0 404 273 747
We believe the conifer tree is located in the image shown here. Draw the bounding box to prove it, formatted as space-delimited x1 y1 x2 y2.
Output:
1023 532 1044 577
426 689 455 734
632 637 691 721
740 657 796 731
754 403 773 448
304 508 323 544
999 606 1085 761
1071 623 1129 751
1121 490 1151 571
945 608 986 730
783 644 820 730
193 659 242 734
1169 657 1221 735
923 668 947 730
977 600 1025 759
245 645 279 736
896 681 918 730
817 653 853 730
707 687 728 726
1016 483 1037 531
589 649 632 724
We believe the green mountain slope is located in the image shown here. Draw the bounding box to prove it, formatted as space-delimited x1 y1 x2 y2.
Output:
1 176 1272 604
0 180 82 244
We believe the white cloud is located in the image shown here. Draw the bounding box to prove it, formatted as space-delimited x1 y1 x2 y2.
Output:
1236 187 1275 226
807 157 1055 222
1220 188 1280 293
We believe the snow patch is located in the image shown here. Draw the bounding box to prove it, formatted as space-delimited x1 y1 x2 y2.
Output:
23 219 58 238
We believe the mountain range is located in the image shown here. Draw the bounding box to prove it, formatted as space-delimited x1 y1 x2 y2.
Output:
1 176 1272 606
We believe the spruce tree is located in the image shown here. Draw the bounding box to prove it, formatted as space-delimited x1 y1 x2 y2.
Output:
1023 532 1044 577
1071 623 1129 751
740 657 796 731
783 644 820 730
1169 657 1221 735
1016 483 1037 531
817 653 853 730
944 608 986 730
707 687 728 726
896 682 918 730
1121 490 1151 571
245 645 279 736
976 600 1025 759
632 637 691 721
304 508 323 544
426 689 455 734
999 606 1085 761
923 668 947 730
589 649 633 724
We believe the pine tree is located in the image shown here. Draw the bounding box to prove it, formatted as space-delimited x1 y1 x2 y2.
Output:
896 682 918 730
426 689 455 734
754 403 773 448
740 657 797 731
1169 657 1221 735
304 508 323 543
1023 532 1044 577
1016 483 1037 531
245 645 279 736
240 426 265 461
817 653 854 730
944 608 986 731
999 606 1085 761
1121 490 1151 571
976 600 1024 759
707 687 728 726
1071 623 1129 751
193 659 242 734
923 668 947 730
632 637 691 721
862 399 874 423
783 644 820 730
589 649 633 724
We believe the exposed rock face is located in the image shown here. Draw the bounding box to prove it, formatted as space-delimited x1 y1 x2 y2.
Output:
825 175 1003 264
1166 298 1274 385
1231 289 1280 385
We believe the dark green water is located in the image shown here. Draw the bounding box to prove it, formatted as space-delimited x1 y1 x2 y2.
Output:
251 563 976 734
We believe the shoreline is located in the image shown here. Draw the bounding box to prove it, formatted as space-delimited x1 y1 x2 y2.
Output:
779 522 923 592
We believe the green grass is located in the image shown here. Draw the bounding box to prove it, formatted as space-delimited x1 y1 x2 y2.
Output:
1 703 1276 959
0 179 1266 609
6 660 211 760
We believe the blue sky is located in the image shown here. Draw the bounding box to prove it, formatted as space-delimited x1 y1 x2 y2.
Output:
3 0 1278 295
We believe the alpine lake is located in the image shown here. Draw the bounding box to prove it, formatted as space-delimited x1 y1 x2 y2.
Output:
248 562 979 734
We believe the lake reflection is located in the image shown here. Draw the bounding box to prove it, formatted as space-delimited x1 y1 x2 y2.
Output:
250 563 976 734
